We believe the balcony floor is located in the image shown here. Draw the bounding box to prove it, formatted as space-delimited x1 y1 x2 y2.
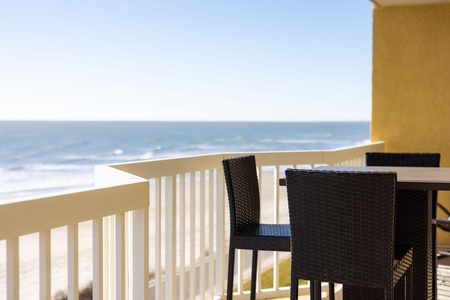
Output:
271 252 450 300
437 247 450 300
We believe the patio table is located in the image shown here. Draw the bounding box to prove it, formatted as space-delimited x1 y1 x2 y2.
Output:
280 166 450 300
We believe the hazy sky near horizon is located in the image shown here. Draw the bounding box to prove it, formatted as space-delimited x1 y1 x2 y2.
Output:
0 1 373 122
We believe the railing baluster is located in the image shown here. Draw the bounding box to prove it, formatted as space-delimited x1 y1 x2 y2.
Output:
68 224 79 299
189 172 196 299
103 216 113 300
165 175 177 299
180 174 186 300
6 237 19 300
208 169 215 299
39 230 51 300
257 165 265 292
115 213 125 300
199 170 206 298
93 218 103 300
125 213 130 299
237 249 244 293
273 165 281 291
155 178 162 300
214 169 225 297
131 207 149 299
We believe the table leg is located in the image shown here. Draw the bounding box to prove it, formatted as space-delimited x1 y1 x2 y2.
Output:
395 189 433 300
432 190 437 300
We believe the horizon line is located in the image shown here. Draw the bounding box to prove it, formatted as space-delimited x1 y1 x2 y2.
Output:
0 119 371 123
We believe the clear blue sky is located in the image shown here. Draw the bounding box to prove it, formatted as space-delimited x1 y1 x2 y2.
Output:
0 1 373 122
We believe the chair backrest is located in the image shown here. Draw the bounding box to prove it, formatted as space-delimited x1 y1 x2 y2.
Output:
366 151 440 211
285 169 397 288
366 152 440 168
222 155 260 236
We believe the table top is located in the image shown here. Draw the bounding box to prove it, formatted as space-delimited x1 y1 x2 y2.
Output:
279 166 450 191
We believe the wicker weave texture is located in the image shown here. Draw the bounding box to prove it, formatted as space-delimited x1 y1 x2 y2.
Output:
396 190 432 300
223 155 291 250
222 155 290 300
286 169 398 288
366 152 439 299
286 169 413 300
224 155 260 235
365 152 440 168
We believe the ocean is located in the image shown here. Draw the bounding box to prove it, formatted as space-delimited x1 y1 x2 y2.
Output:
0 121 370 199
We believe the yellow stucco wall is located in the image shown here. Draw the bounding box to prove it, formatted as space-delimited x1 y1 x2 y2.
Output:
372 3 450 244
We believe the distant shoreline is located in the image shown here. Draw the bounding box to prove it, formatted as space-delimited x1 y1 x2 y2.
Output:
0 120 370 123
0 121 369 200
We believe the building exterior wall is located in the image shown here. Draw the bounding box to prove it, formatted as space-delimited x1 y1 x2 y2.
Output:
372 3 450 243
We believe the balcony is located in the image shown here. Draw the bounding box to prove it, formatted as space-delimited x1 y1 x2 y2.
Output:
0 142 384 299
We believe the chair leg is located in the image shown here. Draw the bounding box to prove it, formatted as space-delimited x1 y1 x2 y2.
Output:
313 281 321 300
406 266 413 300
309 282 315 300
328 282 335 300
250 250 258 300
290 277 298 300
308 281 321 300
227 247 235 300
384 288 393 300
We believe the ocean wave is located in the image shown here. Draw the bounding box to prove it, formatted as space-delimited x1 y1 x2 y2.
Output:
182 144 220 151
139 151 154 160
0 169 94 200
111 149 123 155
0 121 371 199
57 157 95 164
261 138 335 144
294 132 333 137
356 139 372 145
28 163 91 171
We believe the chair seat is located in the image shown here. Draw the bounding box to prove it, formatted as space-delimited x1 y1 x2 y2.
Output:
233 224 291 252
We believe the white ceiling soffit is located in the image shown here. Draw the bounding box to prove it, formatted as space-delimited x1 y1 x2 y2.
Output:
372 0 450 6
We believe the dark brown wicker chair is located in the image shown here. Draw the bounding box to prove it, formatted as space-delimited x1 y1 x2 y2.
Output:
366 152 440 298
285 169 413 300
222 155 291 300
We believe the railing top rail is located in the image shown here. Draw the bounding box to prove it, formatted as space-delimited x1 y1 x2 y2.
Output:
105 141 384 178
0 141 384 241
0 180 149 240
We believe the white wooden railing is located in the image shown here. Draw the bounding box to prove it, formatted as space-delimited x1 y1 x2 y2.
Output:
0 141 384 300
